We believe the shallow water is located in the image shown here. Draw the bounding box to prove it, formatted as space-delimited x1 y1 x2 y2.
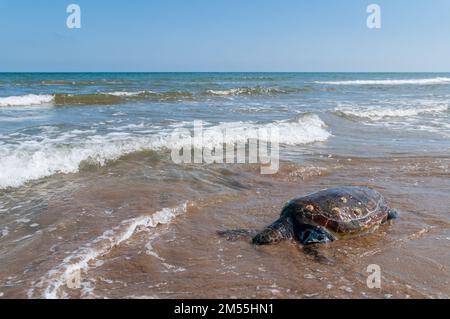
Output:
0 73 449 298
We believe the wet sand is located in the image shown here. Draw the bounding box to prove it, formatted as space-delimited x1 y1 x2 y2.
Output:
1 154 449 299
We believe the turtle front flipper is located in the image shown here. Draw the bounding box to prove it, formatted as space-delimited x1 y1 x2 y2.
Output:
295 224 336 245
252 217 294 245
217 229 259 241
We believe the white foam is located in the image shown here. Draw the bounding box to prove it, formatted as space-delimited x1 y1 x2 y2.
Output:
0 128 171 189
0 94 54 107
316 77 450 86
336 103 448 120
206 88 248 96
107 91 148 97
0 114 330 189
34 202 188 299
0 91 149 107
206 87 287 96
197 114 331 147
335 101 450 136
273 114 332 144
15 218 31 224
108 123 146 131
145 234 186 273
1 227 9 238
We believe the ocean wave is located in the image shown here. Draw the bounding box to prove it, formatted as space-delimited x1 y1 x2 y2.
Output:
0 133 160 189
221 76 281 81
0 114 330 189
41 80 98 86
110 90 194 101
53 93 123 105
0 91 195 107
0 87 307 107
315 77 450 86
204 86 306 96
0 94 54 107
0 87 314 108
335 103 448 120
0 93 123 107
107 91 148 97
56 91 191 105
30 202 189 299
197 114 331 147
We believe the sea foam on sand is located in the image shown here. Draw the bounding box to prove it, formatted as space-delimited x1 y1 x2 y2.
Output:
30 202 189 299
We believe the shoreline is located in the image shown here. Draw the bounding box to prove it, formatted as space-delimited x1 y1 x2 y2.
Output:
1 155 449 299
0 72 449 299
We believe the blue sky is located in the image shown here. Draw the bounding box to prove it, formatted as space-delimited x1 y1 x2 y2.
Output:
1 0 450 72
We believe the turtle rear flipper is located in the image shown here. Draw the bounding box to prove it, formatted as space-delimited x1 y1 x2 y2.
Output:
217 229 259 241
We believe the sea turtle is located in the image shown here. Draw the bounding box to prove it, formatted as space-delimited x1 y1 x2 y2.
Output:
218 186 397 246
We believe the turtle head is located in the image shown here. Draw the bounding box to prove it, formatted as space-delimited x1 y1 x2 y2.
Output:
387 209 398 220
252 217 294 245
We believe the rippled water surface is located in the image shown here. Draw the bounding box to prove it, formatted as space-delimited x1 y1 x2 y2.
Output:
0 73 449 298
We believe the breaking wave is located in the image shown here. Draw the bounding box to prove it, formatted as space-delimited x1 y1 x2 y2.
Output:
0 114 331 189
204 86 308 96
53 94 123 105
0 91 194 107
0 86 311 107
41 80 98 86
195 114 330 147
335 103 448 120
315 77 450 86
0 94 54 107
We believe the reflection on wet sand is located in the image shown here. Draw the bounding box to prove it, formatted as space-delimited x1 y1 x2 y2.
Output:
1 154 449 299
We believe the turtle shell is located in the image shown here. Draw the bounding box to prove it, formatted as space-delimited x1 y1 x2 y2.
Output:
281 186 390 237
